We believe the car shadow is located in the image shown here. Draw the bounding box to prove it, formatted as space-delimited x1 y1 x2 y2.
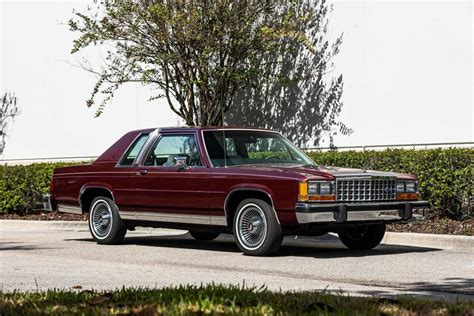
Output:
0 241 55 251
352 277 474 301
68 232 441 258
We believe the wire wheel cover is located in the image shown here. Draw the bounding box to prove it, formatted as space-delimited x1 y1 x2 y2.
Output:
91 201 113 238
238 204 267 249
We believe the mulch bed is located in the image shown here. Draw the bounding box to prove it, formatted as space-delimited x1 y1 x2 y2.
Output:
0 211 87 221
388 217 473 236
0 211 472 236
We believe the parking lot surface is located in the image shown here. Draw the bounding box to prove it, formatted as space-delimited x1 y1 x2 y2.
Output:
1 221 473 301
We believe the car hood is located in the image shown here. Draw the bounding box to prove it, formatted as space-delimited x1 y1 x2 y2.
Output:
228 164 415 180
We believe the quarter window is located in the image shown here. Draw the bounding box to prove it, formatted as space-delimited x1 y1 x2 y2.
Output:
144 134 202 167
119 133 149 166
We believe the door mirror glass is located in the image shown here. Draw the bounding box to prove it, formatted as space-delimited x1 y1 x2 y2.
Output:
174 155 188 167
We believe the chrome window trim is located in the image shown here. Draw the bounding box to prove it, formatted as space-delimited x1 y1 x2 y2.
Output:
277 132 318 166
134 129 160 167
115 132 152 168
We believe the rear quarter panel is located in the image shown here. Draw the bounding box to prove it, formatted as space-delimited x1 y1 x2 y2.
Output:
52 163 135 210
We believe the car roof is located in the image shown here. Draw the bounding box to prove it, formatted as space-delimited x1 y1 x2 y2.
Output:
129 126 279 133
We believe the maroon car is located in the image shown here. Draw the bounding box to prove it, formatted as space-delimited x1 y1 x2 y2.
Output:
44 127 428 255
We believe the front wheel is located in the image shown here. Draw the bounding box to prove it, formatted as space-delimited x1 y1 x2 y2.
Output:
338 223 386 250
234 198 282 256
88 196 126 244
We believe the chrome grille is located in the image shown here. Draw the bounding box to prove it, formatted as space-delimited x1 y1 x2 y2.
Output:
336 177 396 202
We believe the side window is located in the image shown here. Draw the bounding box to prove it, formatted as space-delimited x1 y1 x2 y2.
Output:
119 133 149 166
144 134 202 167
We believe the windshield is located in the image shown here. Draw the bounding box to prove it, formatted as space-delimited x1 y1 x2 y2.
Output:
203 130 316 167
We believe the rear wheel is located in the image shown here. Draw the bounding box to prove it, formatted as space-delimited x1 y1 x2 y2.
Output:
234 198 282 256
189 231 220 241
88 196 126 244
338 223 386 250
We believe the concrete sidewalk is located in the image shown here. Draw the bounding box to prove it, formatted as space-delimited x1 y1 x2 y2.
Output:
1 220 472 252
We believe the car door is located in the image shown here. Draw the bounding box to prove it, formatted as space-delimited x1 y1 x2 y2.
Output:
110 131 151 211
130 132 212 225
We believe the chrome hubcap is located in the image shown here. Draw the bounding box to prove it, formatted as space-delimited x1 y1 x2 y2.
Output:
237 204 267 250
91 200 113 238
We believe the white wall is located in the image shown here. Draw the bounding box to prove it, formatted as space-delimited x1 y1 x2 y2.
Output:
329 0 472 146
1 0 472 159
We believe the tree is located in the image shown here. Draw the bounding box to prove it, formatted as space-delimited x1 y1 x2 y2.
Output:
226 0 351 147
0 92 20 155
69 0 345 130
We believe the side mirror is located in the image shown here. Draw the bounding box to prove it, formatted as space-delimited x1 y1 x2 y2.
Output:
174 156 188 171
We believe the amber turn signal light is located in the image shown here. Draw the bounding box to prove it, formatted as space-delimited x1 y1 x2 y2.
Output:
397 193 420 200
298 181 308 201
308 195 336 201
299 181 336 202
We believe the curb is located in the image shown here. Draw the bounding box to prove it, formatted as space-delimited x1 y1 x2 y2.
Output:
0 220 186 235
0 220 89 232
382 232 474 252
1 220 473 251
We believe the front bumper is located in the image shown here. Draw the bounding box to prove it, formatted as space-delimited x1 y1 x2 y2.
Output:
296 201 430 224
43 194 53 212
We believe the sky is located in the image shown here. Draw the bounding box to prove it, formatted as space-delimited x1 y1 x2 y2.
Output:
0 0 472 159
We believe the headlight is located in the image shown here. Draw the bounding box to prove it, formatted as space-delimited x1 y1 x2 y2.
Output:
397 180 418 193
396 180 420 200
308 182 318 195
319 182 333 195
406 181 418 193
299 180 335 201
396 182 406 193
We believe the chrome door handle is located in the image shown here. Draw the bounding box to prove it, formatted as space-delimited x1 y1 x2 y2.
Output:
138 170 148 176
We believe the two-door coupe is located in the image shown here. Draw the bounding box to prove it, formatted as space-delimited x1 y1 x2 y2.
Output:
44 127 429 255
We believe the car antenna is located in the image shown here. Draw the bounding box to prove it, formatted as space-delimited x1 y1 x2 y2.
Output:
222 105 227 168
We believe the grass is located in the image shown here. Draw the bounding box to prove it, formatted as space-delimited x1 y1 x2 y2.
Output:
1 284 473 316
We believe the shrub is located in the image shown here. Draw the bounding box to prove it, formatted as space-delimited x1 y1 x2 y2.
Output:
0 162 77 214
307 148 473 219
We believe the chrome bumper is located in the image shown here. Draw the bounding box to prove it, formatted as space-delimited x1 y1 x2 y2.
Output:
295 201 429 224
43 194 53 212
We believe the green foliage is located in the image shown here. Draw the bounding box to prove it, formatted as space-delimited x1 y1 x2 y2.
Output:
0 162 77 213
69 1 340 128
1 284 473 315
307 148 473 219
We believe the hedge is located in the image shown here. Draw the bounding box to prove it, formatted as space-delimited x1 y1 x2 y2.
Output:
0 148 472 219
0 162 77 213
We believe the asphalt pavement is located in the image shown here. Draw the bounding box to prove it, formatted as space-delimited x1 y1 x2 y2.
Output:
1 220 473 301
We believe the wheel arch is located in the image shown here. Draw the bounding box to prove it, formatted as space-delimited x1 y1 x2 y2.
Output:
79 184 115 213
224 187 280 229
